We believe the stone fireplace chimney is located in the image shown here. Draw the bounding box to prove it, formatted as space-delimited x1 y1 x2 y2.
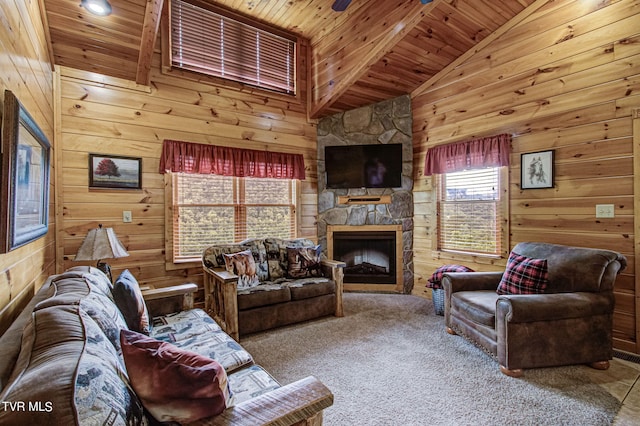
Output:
317 95 414 293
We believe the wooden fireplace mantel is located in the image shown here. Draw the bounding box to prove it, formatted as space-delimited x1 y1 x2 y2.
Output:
337 195 392 205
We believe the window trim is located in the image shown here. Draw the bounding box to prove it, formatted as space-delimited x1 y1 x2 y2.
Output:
161 0 303 101
164 172 300 269
431 167 509 263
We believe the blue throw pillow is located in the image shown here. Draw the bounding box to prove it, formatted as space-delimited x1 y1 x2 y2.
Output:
112 269 150 334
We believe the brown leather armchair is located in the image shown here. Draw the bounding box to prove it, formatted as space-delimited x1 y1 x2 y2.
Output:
442 242 627 377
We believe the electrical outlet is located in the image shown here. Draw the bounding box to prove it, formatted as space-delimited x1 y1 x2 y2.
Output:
595 204 614 218
123 211 132 223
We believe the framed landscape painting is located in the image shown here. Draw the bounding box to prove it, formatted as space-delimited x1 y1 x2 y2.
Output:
89 154 142 189
1 90 51 252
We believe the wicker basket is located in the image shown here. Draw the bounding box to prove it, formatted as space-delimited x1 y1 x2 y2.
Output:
432 288 445 316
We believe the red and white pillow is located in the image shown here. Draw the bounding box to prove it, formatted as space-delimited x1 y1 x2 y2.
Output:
497 251 549 295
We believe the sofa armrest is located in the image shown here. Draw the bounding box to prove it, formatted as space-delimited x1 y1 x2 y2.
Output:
196 376 333 426
496 292 614 324
321 259 345 317
203 265 240 341
321 259 346 269
142 283 198 317
442 272 503 293
142 283 198 303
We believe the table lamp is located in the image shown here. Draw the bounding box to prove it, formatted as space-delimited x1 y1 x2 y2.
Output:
75 224 129 281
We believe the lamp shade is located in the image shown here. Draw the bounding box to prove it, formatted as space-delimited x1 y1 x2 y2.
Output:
75 225 129 261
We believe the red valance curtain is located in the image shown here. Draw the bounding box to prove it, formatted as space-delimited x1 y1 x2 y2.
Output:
424 134 511 176
159 140 306 180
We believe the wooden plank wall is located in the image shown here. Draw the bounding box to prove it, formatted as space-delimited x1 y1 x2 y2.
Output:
411 0 640 353
0 0 56 335
58 40 318 306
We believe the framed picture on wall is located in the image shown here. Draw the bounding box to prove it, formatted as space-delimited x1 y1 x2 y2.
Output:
89 154 142 189
0 90 51 253
521 150 554 189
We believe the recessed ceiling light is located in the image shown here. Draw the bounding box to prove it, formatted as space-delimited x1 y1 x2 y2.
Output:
80 0 112 16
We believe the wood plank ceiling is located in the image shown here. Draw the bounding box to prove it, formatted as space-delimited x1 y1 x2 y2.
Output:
40 0 536 117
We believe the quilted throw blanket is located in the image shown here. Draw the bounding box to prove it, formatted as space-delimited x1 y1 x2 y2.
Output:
427 264 475 289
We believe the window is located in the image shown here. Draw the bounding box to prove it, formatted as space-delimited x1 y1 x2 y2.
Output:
169 0 296 94
170 173 296 261
437 167 505 256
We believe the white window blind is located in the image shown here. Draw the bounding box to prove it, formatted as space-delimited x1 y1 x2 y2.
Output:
437 167 502 255
172 173 296 260
170 0 296 94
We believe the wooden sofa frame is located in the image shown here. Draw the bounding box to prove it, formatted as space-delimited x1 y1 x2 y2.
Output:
142 283 334 426
203 259 345 342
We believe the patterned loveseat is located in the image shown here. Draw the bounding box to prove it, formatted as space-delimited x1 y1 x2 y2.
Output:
203 237 345 341
0 266 332 425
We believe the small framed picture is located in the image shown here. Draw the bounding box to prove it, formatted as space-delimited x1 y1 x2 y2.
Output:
521 150 554 189
89 154 142 189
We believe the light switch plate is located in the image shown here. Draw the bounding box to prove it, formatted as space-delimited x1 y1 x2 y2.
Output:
595 204 614 218
123 211 132 223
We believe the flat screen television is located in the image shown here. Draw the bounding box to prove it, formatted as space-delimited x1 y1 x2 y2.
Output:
325 144 403 189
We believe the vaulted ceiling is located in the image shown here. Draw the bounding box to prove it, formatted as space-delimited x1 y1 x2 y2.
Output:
40 0 537 117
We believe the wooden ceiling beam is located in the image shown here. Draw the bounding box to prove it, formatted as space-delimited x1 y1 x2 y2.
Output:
308 0 439 119
136 0 164 86
37 0 55 71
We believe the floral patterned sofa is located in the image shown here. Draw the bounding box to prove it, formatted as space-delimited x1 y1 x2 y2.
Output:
203 237 345 341
0 266 332 425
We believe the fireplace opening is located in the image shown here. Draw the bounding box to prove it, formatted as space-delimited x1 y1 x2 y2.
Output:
332 231 396 284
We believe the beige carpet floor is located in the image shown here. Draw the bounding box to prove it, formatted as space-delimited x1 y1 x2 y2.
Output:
241 292 620 426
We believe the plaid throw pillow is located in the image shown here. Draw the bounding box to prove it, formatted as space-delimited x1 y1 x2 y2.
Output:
497 251 549 295
428 264 475 289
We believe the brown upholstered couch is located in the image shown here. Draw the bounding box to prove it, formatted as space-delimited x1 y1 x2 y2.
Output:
203 237 345 341
0 266 333 425
443 242 627 377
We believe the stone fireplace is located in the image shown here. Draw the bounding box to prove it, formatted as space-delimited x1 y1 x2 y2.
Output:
317 95 414 293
